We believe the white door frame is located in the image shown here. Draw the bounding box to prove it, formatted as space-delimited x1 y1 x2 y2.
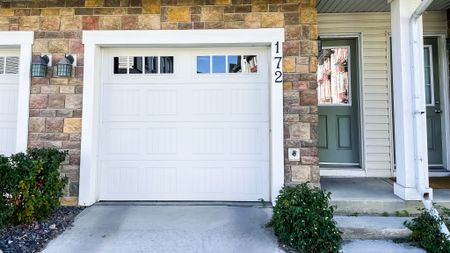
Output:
0 32 33 154
79 29 285 206
423 33 450 172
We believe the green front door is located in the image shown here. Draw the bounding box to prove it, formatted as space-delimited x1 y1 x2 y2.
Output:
317 39 360 166
424 38 443 168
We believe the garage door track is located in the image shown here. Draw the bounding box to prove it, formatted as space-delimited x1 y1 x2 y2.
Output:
43 204 284 253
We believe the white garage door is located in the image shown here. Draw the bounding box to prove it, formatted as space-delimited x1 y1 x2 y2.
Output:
99 47 270 201
0 49 19 156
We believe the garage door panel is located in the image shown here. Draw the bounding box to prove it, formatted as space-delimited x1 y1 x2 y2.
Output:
102 87 141 119
0 86 18 119
101 122 268 161
100 160 269 200
0 123 16 155
102 127 142 154
102 84 268 122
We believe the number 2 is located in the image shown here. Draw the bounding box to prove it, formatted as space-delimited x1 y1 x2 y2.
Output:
275 71 282 83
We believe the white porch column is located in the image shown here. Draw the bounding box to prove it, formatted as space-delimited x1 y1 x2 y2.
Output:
390 0 432 200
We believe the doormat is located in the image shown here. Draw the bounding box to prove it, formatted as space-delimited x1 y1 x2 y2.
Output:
390 177 450 189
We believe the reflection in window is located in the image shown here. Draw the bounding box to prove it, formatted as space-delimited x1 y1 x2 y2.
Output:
317 48 350 105
212 56 226 73
113 56 128 74
424 46 433 105
160 56 174 74
197 56 210 74
145 56 158 74
129 56 143 74
228 55 241 73
242 55 257 73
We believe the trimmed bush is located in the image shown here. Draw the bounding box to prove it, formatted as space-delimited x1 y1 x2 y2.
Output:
270 183 342 253
405 207 450 253
0 148 68 227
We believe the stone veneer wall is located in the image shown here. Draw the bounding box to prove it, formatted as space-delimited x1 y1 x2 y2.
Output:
0 0 318 204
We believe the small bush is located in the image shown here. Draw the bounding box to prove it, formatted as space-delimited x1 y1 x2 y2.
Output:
0 148 68 227
405 207 450 253
270 183 342 253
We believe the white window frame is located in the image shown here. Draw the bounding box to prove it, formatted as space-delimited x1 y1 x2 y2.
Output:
79 29 285 206
0 32 33 154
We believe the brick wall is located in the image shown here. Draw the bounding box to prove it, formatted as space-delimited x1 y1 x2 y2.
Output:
0 0 319 203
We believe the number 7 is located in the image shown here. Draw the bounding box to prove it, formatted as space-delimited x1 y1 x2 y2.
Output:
274 57 282 69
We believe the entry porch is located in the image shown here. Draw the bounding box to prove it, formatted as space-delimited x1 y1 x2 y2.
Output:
316 0 450 201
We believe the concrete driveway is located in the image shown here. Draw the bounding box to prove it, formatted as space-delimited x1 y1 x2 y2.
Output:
43 204 284 253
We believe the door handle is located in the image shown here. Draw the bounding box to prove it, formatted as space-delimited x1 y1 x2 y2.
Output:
435 109 441 114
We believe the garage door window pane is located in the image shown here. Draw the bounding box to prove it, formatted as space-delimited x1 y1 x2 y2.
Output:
160 56 174 74
145 56 158 74
212 56 226 73
114 56 128 74
129 56 143 74
228 55 241 73
197 56 210 74
242 55 257 73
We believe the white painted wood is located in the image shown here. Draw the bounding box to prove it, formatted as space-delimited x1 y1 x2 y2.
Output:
99 48 270 201
318 11 447 178
0 32 33 155
79 29 285 205
0 49 19 155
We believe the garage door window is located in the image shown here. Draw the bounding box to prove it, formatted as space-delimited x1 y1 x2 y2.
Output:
114 56 174 75
197 55 257 74
0 56 19 75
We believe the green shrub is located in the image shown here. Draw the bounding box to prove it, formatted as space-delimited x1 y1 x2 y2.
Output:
0 148 68 227
405 207 450 253
270 183 342 253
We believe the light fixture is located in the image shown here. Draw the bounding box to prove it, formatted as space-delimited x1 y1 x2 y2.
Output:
31 55 50 77
56 54 75 77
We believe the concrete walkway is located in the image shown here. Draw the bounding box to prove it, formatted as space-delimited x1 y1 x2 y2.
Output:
43 204 284 253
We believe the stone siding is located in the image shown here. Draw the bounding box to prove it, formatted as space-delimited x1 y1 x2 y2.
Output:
0 0 319 202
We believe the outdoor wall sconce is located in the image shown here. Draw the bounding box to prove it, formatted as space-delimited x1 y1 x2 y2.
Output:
317 36 323 55
56 54 76 77
31 55 50 77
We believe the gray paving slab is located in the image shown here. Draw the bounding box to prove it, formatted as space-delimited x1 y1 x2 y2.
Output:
43 205 285 253
342 240 426 253
335 216 412 239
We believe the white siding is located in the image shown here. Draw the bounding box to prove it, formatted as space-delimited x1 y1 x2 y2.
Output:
318 11 448 177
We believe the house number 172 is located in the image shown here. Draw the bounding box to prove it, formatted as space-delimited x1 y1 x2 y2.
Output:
274 41 283 84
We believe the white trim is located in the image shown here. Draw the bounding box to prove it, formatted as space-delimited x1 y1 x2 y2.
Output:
79 29 285 206
0 32 33 153
431 34 450 171
318 33 366 176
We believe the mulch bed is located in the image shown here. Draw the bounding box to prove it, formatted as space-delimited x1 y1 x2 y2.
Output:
0 206 84 253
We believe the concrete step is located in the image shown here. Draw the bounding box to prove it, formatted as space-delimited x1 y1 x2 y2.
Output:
331 199 423 215
335 216 412 240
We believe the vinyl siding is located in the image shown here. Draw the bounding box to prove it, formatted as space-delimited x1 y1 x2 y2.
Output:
318 11 448 177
